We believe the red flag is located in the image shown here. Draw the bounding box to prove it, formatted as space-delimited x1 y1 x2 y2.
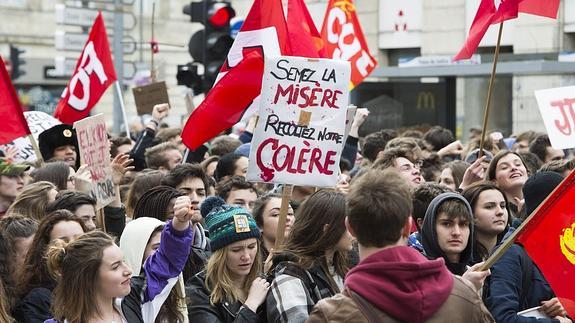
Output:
320 0 377 88
516 169 575 317
0 57 31 145
454 0 560 61
453 0 519 61
54 12 117 124
287 0 327 58
519 0 560 19
182 0 290 149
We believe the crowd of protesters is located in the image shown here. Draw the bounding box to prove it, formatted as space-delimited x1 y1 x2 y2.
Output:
0 103 573 323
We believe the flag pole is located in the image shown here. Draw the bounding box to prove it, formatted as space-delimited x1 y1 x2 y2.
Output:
27 134 44 167
478 22 504 158
115 81 130 138
274 184 293 249
479 169 575 271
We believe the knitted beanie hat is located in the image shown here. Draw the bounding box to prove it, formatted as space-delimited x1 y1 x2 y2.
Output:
202 196 260 251
523 171 564 216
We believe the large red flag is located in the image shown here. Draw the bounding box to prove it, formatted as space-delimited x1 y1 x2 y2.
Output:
454 0 559 61
181 0 291 149
287 0 327 58
320 0 377 88
54 12 117 124
0 57 31 145
516 169 575 317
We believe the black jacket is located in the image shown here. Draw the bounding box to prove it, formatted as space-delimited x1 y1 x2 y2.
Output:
187 271 264 323
12 287 52 323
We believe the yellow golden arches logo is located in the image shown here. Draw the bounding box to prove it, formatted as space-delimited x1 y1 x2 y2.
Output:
417 92 435 110
560 223 575 265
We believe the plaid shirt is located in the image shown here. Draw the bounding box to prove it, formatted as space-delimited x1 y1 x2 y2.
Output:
266 262 340 323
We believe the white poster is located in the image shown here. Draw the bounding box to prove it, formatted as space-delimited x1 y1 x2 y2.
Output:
534 86 575 149
247 56 351 187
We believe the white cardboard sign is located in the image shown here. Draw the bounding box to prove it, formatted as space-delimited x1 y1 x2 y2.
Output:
74 114 115 209
534 86 575 149
246 56 351 187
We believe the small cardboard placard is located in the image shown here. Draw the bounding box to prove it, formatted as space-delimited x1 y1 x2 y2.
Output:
132 81 170 115
246 56 351 187
534 85 575 149
74 114 116 209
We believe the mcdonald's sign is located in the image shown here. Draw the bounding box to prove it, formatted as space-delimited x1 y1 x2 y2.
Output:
417 91 435 110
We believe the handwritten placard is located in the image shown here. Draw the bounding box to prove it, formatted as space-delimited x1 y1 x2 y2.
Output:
534 86 575 149
0 111 61 163
74 114 115 209
246 56 351 187
132 81 170 115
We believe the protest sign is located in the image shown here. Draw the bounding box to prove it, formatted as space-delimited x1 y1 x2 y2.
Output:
534 85 575 149
247 56 351 187
74 114 115 209
132 81 170 115
0 111 61 163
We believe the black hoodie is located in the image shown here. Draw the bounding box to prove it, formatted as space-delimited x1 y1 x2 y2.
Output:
421 192 475 275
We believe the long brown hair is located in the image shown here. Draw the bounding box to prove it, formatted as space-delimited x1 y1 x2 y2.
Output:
6 181 56 221
462 181 511 261
281 190 349 291
46 230 116 323
205 241 262 305
18 210 86 297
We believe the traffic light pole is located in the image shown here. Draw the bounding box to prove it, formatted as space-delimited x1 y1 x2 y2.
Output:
113 0 126 135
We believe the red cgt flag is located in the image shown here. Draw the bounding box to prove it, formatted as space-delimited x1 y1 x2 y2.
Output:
321 0 377 88
0 57 31 145
54 12 117 124
516 169 575 317
454 0 559 61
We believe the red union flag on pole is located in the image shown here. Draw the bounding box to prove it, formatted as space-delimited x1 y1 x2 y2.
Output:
181 0 290 150
515 169 575 318
321 0 377 88
54 12 117 124
454 0 559 61
0 56 31 145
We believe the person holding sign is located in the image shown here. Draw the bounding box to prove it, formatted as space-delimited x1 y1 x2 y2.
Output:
266 190 352 323
188 196 268 322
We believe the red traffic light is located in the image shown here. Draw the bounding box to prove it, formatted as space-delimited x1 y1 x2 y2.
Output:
208 3 235 28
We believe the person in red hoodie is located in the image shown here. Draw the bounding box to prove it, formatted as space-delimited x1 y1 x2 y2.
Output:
306 169 494 323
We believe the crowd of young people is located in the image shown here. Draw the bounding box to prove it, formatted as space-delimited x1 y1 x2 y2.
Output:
0 103 573 322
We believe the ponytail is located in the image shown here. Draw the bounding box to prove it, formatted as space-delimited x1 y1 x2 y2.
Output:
46 239 69 280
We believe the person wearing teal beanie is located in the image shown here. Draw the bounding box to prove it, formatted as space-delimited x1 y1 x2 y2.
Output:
188 196 268 322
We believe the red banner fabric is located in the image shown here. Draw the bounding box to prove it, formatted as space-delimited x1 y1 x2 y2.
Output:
320 0 377 88
0 57 31 145
516 169 575 318
54 12 117 125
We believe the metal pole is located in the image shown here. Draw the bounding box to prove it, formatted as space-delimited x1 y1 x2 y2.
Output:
139 0 144 62
113 0 125 134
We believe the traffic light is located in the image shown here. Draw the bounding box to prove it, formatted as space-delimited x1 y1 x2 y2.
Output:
9 45 25 80
176 63 203 95
183 0 235 92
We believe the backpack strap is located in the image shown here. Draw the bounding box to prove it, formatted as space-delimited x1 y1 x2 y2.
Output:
346 288 387 323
